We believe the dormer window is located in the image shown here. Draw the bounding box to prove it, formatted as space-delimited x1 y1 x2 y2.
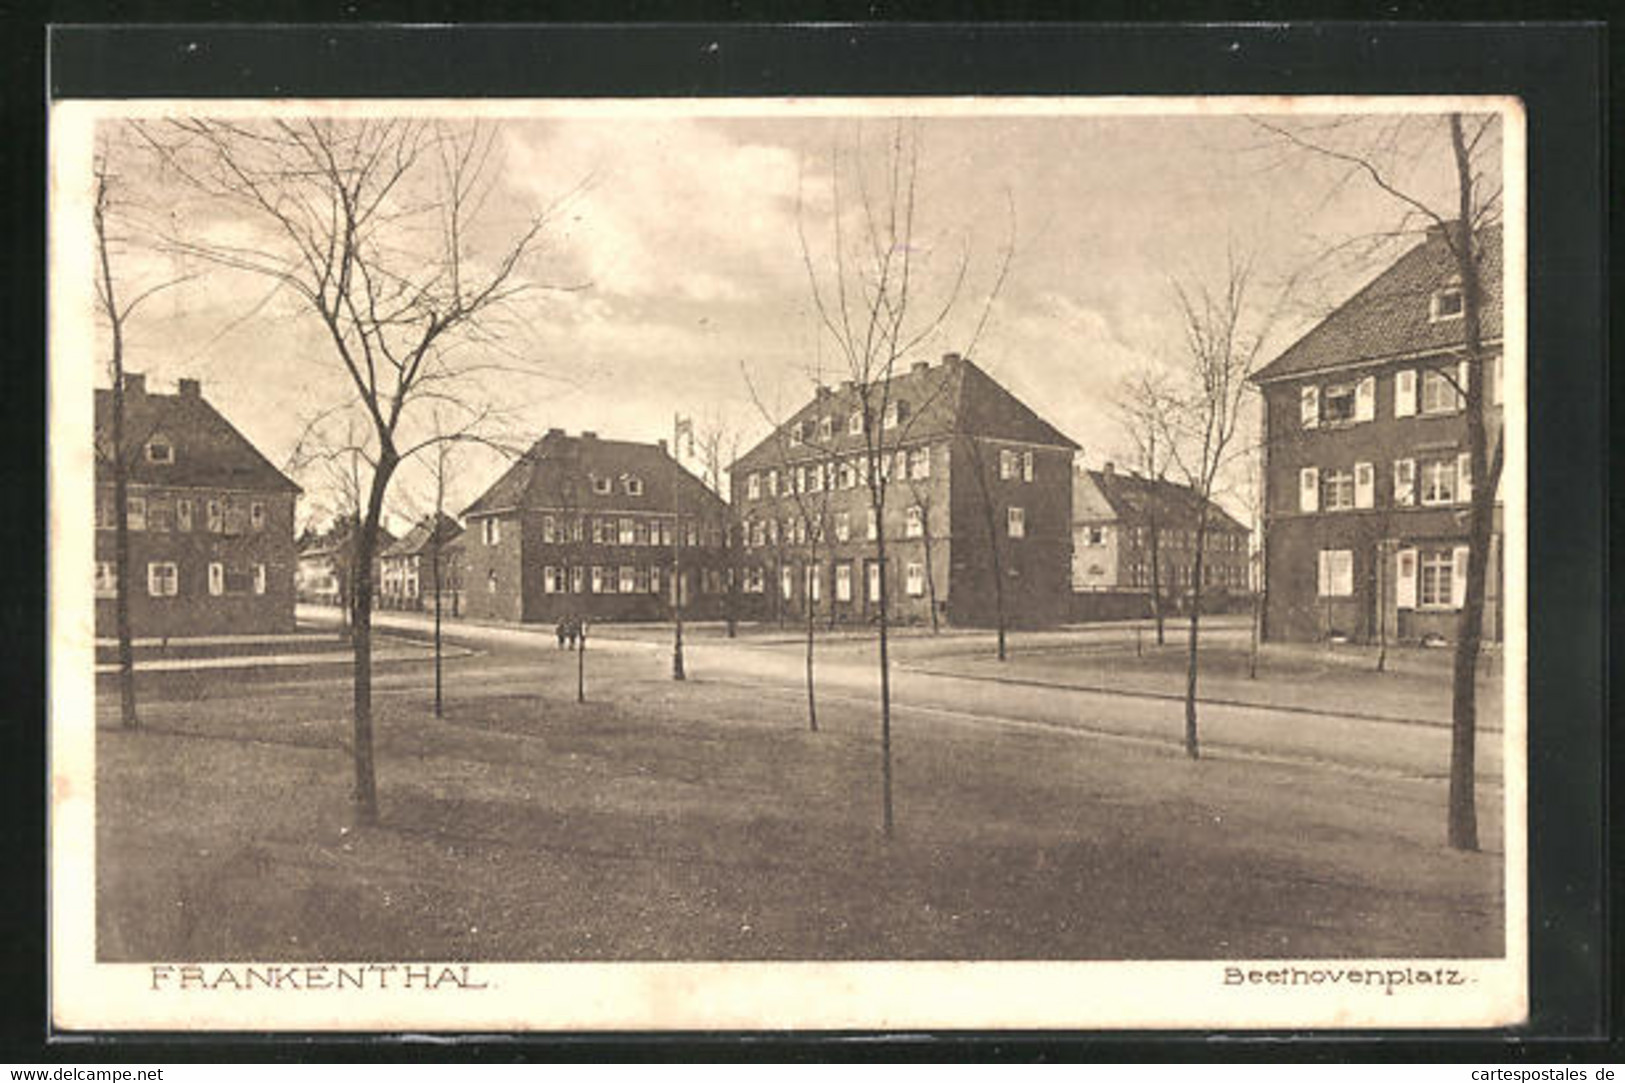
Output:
848 411 863 436
592 475 612 495
818 416 833 441
623 475 644 496
144 435 174 464
791 421 806 443
883 401 908 430
1431 283 1465 322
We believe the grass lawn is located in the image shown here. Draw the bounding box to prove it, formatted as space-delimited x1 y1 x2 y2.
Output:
95 646 1504 963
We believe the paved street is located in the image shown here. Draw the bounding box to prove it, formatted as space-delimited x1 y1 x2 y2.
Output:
311 606 1506 788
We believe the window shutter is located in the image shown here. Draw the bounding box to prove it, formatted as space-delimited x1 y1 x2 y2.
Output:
1395 370 1417 418
1022 450 1034 482
1451 546 1469 608
1493 353 1504 406
1354 462 1374 508
1355 376 1376 421
1299 467 1319 513
1393 459 1416 505
208 562 223 596
1457 451 1472 503
1316 550 1330 596
1396 549 1417 609
1300 385 1319 429
1457 358 1471 404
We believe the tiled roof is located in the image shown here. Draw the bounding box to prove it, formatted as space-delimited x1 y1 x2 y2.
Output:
95 382 301 493
383 513 464 558
462 433 729 519
1252 225 1503 384
1077 468 1248 535
731 354 1078 472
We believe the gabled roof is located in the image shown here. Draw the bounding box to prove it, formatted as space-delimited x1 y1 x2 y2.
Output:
95 380 301 493
1252 224 1503 385
383 513 464 558
299 520 396 560
1075 468 1248 536
462 432 729 519
731 353 1078 472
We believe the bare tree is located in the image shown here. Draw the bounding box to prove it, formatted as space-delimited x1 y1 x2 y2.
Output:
1256 112 1504 851
693 414 743 637
1162 248 1278 760
1114 370 1180 647
139 117 579 825
91 138 197 730
796 120 1010 836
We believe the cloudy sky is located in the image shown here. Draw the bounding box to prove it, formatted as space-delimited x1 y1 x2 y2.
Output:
79 102 1500 531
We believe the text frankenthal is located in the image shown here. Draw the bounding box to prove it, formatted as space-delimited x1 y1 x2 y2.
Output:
147 964 487 991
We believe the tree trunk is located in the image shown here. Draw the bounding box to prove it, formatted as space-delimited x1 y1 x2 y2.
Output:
1184 517 1207 760
432 543 443 719
876 523 893 839
111 378 137 729
921 515 940 635
1248 576 1261 680
805 565 818 733
349 453 395 826
1149 516 1165 646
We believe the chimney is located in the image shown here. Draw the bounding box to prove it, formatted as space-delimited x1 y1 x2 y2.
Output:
941 351 962 365
911 361 930 376
815 384 832 399
1426 219 1462 244
840 379 855 392
546 427 564 438
658 439 668 456
122 372 145 397
1103 461 1115 476
177 377 201 398
581 431 598 440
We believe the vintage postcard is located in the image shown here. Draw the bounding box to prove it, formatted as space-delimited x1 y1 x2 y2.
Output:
50 94 1526 1031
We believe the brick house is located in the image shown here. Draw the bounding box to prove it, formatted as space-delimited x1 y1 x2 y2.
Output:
729 353 1079 628
380 513 464 614
1251 224 1504 644
95 374 301 637
1072 462 1251 604
460 430 734 624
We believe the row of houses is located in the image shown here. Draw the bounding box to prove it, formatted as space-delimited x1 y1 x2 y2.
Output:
94 222 1502 647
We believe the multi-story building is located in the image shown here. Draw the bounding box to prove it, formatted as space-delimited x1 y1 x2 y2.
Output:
729 352 1080 627
460 430 734 624
95 374 301 637
1071 462 1251 604
1252 223 1504 644
296 520 395 610
380 513 465 614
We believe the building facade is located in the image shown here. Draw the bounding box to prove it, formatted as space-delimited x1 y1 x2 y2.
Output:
460 430 734 624
1252 224 1504 644
95 374 301 637
729 353 1080 628
380 514 465 615
1072 463 1251 604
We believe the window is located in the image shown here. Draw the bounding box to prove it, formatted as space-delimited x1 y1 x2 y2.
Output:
176 498 193 532
686 520 699 547
1431 285 1465 321
1317 549 1353 598
835 512 851 542
883 401 907 430
781 566 795 600
144 436 174 464
94 561 117 598
649 566 662 595
223 501 246 535
127 496 146 532
487 570 498 594
148 562 179 598
1300 385 1320 429
544 566 561 594
848 411 863 436
570 516 585 542
147 498 172 533
250 501 266 531
1087 526 1105 546
542 515 557 543
483 518 501 546
1354 461 1375 509
1007 506 1026 539
589 566 603 593
793 519 806 546
867 561 882 602
570 566 586 594
999 449 1017 480
1421 459 1457 506
839 460 856 489
1298 467 1319 513
866 509 877 540
618 518 635 546
768 469 780 496
96 495 114 530
894 450 908 484
624 475 644 496
1322 468 1355 511
905 505 924 538
905 562 925 597
909 447 931 480
751 520 766 548
253 563 267 595
835 563 852 602
808 563 823 603
619 566 636 594
1395 369 1418 418
1419 550 1454 607
1421 368 1462 414
819 417 833 441
206 499 222 533
1022 450 1034 482
1322 384 1357 424
807 464 823 493
747 473 760 501
208 561 224 596
592 475 612 495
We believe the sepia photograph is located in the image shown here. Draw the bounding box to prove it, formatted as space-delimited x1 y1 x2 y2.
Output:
49 94 1526 1031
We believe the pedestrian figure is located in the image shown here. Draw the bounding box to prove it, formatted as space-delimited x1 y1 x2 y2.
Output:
565 615 580 650
556 616 568 649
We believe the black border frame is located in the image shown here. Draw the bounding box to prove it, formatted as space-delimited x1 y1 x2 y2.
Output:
7 18 1609 1061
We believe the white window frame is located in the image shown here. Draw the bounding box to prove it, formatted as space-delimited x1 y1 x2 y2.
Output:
127 496 146 532
1007 506 1026 539
1300 385 1320 429
1322 468 1355 512
819 417 833 441
570 566 586 594
905 505 924 538
1316 549 1353 598
835 512 851 542
252 563 267 595
1421 368 1463 415
619 566 637 594
144 436 174 464
1419 549 1454 608
250 501 266 532
848 411 863 436
1354 462 1375 509
592 475 612 495
149 561 179 598
999 448 1017 480
176 498 193 532
835 562 853 602
1021 450 1034 482
1321 383 1357 424
1393 459 1416 506
544 566 561 594
905 562 925 597
484 518 501 546
206 498 222 533
1430 285 1465 322
624 475 644 496
1421 459 1457 506
542 515 556 543
94 561 117 598
747 473 760 500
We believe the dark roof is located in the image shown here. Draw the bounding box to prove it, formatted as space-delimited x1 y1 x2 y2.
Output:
731 354 1078 472
95 381 301 493
1253 224 1503 384
299 520 397 559
1077 468 1248 535
383 513 464 558
462 432 729 519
